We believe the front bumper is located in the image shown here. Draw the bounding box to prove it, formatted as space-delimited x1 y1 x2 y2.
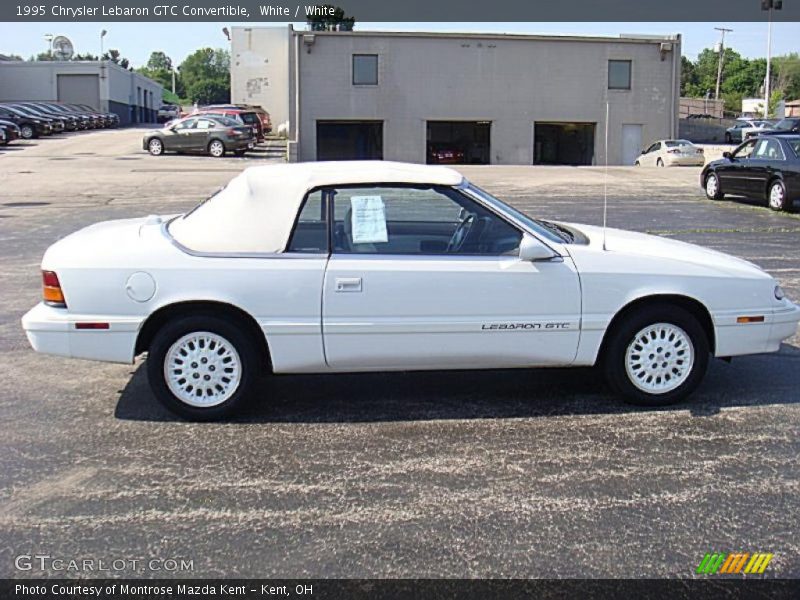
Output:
714 301 800 357
22 302 142 364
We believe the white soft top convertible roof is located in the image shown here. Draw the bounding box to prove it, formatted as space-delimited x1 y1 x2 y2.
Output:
168 161 464 254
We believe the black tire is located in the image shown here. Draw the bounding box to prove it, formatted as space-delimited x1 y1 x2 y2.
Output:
147 314 260 421
656 158 665 167
207 139 226 158
704 172 723 200
233 149 247 157
147 137 164 156
602 304 709 407
20 125 35 139
767 179 788 212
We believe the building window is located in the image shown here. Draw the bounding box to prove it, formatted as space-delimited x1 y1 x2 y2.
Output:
352 54 378 85
608 60 632 90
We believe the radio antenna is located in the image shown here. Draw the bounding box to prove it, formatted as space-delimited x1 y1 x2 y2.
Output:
603 100 609 251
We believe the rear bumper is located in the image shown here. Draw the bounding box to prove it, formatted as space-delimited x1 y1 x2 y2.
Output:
22 302 142 364
666 155 705 167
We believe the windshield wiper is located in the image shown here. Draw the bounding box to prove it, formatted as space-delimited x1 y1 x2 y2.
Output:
538 220 574 243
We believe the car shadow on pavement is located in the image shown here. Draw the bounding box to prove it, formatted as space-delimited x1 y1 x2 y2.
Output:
114 343 800 423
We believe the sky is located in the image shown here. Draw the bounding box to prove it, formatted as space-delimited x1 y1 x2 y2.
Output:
1 21 798 67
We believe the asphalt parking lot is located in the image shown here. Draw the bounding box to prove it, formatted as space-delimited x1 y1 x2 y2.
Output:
0 128 798 578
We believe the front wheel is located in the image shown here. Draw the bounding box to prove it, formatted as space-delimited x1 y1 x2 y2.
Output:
603 305 709 407
147 315 259 420
704 173 723 200
656 158 665 167
768 180 788 212
208 139 226 158
20 125 35 139
147 138 164 156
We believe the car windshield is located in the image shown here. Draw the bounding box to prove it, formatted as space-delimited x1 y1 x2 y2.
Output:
465 183 571 244
665 140 694 148
240 113 258 124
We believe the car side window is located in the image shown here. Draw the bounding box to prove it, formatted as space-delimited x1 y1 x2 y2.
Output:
173 118 195 130
195 119 215 130
330 185 523 256
753 139 785 161
647 142 661 153
286 191 328 254
733 140 756 159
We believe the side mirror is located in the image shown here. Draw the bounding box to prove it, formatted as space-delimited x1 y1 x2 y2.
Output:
722 151 732 159
519 233 557 262
641 149 647 155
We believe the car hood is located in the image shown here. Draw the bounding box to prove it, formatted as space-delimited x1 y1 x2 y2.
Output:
559 222 770 280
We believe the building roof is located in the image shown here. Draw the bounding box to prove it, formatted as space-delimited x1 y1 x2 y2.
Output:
281 25 680 45
168 161 464 254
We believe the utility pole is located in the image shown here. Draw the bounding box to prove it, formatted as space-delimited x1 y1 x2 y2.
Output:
762 0 783 118
714 27 733 101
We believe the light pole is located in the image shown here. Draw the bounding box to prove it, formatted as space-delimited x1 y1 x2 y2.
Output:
100 29 107 60
762 0 783 118
714 27 733 102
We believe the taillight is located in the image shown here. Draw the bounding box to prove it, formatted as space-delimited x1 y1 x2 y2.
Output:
42 270 66 307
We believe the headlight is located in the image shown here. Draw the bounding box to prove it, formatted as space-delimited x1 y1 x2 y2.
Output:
775 285 785 300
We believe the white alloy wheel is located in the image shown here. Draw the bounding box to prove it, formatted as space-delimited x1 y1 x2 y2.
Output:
208 140 225 157
21 125 34 139
624 323 695 395
164 331 242 407
768 182 785 211
148 138 163 155
705 174 719 198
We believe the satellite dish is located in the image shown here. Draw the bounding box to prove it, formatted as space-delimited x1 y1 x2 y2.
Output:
51 36 74 60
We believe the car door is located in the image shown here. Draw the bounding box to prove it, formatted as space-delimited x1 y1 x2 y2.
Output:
747 138 786 198
166 117 197 151
321 184 582 371
717 139 756 194
190 118 217 151
641 142 660 166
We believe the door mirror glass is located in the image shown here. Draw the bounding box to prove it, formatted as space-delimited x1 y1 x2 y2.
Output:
722 151 731 159
519 234 556 262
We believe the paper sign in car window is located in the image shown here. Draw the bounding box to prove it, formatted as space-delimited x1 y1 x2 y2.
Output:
350 196 388 244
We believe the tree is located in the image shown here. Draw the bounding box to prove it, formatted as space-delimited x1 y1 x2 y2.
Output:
179 48 230 104
307 5 355 31
773 53 800 100
147 51 172 72
680 56 697 96
138 51 183 97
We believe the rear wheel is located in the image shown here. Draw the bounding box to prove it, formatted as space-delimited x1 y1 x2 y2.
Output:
147 138 164 156
208 139 226 158
233 149 247 157
704 172 723 200
147 315 259 420
603 304 709 407
656 158 665 167
768 180 788 212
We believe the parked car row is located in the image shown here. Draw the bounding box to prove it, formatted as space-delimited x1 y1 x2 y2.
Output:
167 104 272 140
0 101 119 142
726 117 800 143
143 114 257 158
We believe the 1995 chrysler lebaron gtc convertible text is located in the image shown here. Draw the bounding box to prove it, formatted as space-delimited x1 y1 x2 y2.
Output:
22 162 800 420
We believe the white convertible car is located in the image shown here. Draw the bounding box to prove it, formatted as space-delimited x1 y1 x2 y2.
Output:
22 162 800 420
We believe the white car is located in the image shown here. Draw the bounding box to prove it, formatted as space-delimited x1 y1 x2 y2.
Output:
22 162 800 420
635 140 705 167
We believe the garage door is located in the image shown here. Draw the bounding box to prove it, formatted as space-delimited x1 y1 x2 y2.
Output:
426 121 490 165
57 74 100 110
534 122 595 166
317 121 383 161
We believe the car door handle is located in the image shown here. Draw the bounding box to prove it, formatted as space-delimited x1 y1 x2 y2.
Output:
335 277 362 293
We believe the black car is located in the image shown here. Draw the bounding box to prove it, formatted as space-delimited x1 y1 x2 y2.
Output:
0 119 22 144
760 117 800 136
0 105 52 139
4 104 65 133
701 134 800 212
17 102 80 132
